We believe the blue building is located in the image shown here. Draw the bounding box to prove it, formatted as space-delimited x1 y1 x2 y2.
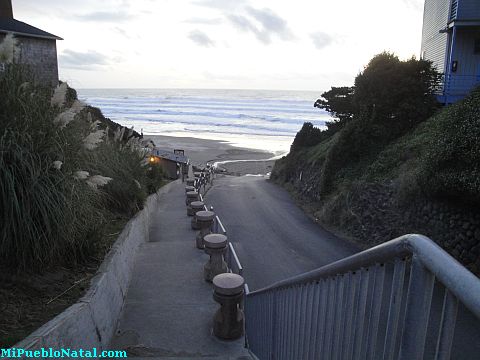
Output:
421 0 480 103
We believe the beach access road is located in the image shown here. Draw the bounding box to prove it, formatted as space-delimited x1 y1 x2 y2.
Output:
205 174 359 291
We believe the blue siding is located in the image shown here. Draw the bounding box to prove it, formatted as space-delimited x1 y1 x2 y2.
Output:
453 28 480 76
421 0 450 72
457 0 480 20
445 27 480 97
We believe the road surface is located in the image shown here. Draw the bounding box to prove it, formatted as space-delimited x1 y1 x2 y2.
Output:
205 175 359 291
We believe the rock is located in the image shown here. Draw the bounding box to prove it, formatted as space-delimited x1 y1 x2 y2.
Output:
474 228 480 241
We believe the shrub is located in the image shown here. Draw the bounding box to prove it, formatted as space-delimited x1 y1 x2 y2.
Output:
419 87 480 205
0 64 165 270
290 122 325 151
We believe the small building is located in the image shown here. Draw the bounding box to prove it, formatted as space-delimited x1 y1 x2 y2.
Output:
421 0 480 103
0 0 62 86
150 149 189 180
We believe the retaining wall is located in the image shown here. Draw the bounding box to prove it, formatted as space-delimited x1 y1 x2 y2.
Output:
14 181 178 351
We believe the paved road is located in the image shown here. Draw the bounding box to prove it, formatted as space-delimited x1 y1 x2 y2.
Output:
205 175 360 291
205 175 480 359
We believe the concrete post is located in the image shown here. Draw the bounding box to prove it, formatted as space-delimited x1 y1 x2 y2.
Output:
187 200 204 218
195 210 215 249
190 201 205 229
185 191 199 207
186 178 195 187
185 185 195 193
203 234 228 282
212 273 245 340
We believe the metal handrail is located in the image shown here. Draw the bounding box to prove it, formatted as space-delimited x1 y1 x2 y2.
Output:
228 242 243 276
245 234 480 360
247 234 480 316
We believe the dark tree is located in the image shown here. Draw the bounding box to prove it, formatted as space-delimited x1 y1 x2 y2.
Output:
353 52 441 134
314 86 355 136
314 86 355 123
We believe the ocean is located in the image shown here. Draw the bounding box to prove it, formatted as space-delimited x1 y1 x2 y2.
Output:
77 89 331 153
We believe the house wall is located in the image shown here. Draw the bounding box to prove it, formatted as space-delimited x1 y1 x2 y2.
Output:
457 0 480 20
452 27 480 76
421 0 450 73
159 159 179 179
15 36 59 87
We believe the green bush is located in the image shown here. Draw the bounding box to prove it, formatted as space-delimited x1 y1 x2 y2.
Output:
419 87 480 204
290 122 325 151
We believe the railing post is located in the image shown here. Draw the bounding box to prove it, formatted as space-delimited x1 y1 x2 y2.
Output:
271 291 278 360
399 255 435 360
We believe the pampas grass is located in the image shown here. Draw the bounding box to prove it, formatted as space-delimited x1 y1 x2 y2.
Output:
0 63 166 271
0 33 18 63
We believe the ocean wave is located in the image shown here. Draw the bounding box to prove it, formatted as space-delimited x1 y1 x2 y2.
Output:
78 89 331 152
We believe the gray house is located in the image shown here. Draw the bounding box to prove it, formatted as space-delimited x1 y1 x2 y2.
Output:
0 0 62 86
421 0 480 103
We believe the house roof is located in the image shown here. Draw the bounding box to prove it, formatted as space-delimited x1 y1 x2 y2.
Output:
0 18 62 40
153 148 189 164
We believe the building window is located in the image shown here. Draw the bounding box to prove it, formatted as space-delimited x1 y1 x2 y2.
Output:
475 39 480 54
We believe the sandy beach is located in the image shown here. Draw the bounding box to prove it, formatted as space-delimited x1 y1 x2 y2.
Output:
146 134 281 176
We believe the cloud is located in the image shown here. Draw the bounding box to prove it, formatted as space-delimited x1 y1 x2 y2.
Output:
191 0 247 10
184 17 223 25
226 7 294 45
227 14 255 32
311 32 334 50
188 30 215 47
401 0 423 10
59 49 112 70
245 7 294 41
74 11 134 22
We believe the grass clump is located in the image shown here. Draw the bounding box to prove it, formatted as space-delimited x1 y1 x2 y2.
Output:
0 64 165 271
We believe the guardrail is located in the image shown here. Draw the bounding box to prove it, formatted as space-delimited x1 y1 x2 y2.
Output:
198 195 243 278
245 234 480 360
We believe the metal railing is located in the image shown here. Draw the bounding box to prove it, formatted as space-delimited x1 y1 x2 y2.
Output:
245 234 480 360
198 194 243 278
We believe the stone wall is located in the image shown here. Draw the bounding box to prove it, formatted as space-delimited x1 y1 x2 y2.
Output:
16 36 59 87
274 163 480 276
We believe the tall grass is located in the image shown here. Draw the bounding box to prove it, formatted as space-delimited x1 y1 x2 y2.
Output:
0 64 165 271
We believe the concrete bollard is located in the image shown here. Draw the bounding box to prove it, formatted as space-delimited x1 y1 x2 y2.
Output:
185 185 195 193
212 273 245 340
186 191 199 207
187 200 204 221
195 210 215 249
203 234 228 282
186 178 195 187
190 201 205 229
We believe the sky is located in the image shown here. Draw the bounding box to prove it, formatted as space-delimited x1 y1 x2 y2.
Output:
14 0 425 91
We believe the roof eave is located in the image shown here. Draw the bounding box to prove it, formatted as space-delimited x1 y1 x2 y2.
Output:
0 29 62 40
